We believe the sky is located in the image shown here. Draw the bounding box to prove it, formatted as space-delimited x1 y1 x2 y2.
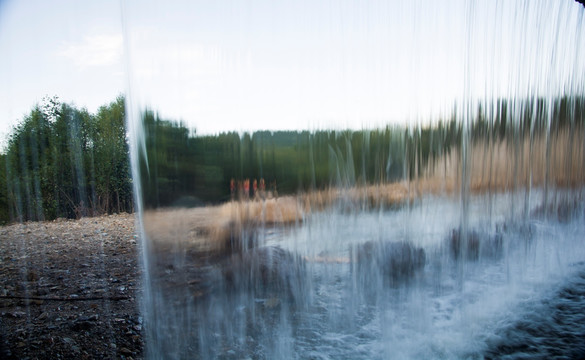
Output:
0 0 124 144
1 0 584 144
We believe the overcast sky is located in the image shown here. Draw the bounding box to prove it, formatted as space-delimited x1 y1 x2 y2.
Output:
1 0 584 144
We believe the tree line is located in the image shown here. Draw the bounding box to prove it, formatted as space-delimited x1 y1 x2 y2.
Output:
1 95 583 223
136 96 585 209
137 111 458 208
0 96 131 224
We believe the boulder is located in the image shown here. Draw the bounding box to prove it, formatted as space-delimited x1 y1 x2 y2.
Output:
353 241 426 286
221 246 307 305
447 228 503 261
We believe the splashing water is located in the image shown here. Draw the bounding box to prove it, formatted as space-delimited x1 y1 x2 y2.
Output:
123 1 585 359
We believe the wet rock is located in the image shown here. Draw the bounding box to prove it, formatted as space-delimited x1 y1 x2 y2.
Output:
221 246 307 305
448 228 481 260
353 241 426 286
531 198 581 223
447 228 503 261
219 220 262 253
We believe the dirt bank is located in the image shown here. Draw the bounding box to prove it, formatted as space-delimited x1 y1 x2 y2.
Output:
0 213 142 359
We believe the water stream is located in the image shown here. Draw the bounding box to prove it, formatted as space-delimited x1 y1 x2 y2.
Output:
123 0 585 358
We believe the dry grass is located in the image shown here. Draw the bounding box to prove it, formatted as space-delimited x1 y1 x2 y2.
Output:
428 127 585 193
141 188 409 251
272 127 585 217
216 197 303 226
209 197 303 250
141 127 585 251
300 183 411 211
141 198 305 251
142 206 220 251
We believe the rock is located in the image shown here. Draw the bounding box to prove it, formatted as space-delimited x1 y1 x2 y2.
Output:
26 271 38 282
447 228 503 261
448 228 480 260
217 220 262 253
4 311 26 318
221 246 307 306
353 240 426 286
71 320 94 331
531 198 580 223
35 288 49 296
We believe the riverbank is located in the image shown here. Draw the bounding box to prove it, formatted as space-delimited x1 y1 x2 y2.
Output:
0 179 581 359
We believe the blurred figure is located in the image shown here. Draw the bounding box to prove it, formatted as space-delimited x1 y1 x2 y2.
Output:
230 178 235 201
259 178 266 199
272 180 278 199
244 179 250 199
253 179 258 199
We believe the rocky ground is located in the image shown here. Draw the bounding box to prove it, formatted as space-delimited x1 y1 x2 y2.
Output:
0 213 142 359
0 199 309 360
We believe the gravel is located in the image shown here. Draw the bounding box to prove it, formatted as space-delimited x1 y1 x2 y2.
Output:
0 213 143 359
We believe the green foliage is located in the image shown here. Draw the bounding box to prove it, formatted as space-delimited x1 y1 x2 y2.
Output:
93 96 132 214
137 117 455 207
136 95 585 209
0 154 9 224
1 96 131 222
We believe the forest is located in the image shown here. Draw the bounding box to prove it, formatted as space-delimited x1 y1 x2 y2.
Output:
0 96 131 224
1 95 583 223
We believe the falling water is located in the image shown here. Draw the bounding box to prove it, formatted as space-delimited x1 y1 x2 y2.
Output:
124 1 585 358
